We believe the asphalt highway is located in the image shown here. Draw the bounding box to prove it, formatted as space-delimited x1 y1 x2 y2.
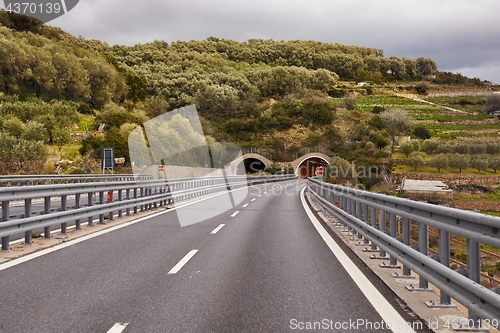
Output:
0 180 427 333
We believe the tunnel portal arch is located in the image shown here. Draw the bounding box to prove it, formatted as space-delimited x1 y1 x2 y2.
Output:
292 153 331 178
232 153 273 175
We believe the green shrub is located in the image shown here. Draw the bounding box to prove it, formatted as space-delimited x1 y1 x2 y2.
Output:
412 125 431 140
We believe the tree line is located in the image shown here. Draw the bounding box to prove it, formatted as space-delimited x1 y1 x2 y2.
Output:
401 140 500 173
0 10 485 178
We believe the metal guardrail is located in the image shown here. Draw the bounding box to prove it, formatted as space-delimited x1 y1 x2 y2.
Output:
307 178 500 326
0 174 154 187
0 174 296 251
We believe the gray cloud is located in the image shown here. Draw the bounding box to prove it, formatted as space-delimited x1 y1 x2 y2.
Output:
3 0 499 83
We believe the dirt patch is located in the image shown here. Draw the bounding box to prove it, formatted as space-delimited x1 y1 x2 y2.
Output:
450 200 500 211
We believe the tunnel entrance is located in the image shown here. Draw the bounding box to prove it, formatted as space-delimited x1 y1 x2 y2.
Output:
297 157 329 178
240 158 266 174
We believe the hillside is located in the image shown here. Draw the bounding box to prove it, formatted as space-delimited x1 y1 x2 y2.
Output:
1 10 500 194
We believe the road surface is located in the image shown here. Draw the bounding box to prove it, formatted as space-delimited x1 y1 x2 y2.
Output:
0 180 428 332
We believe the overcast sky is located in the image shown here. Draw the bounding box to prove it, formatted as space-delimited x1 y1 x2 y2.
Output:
3 0 500 84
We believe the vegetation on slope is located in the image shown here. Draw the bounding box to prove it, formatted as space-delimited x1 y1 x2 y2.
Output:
1 10 499 190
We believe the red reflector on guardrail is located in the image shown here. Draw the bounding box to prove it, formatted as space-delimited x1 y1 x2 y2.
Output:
334 201 340 206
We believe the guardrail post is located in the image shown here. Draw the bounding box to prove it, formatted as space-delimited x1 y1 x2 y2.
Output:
118 190 123 218
467 239 482 326
356 201 363 240
362 203 370 245
158 185 163 206
24 198 33 244
393 217 414 278
407 222 433 291
349 198 356 234
381 213 400 268
43 196 51 238
126 189 131 216
60 195 68 234
167 182 171 202
150 188 155 209
98 191 105 224
86 192 93 226
133 188 138 214
363 206 378 252
439 230 452 305
140 188 145 212
371 209 389 260
426 229 456 308
108 190 114 221
419 222 430 289
1 200 9 251
75 193 81 230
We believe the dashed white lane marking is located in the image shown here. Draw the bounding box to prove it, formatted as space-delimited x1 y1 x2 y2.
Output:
242 204 249 208
251 198 256 202
0 187 248 272
299 187 416 333
210 224 225 234
258 194 262 197
107 322 129 333
230 211 240 218
168 250 199 275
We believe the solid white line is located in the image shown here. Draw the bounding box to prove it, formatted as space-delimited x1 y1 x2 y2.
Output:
230 211 240 217
299 187 416 333
210 224 225 234
168 250 198 274
242 204 249 208
251 198 256 202
107 322 129 333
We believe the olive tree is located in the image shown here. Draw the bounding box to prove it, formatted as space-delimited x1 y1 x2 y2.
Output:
470 155 489 173
449 154 469 173
380 109 413 140
488 157 500 173
380 109 413 156
430 154 449 172
481 94 500 114
416 57 437 75
408 151 426 171
399 141 419 157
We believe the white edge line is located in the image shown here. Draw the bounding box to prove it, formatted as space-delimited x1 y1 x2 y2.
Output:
0 186 249 272
299 187 416 333
210 224 225 234
167 250 198 274
107 322 129 333
230 211 240 218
